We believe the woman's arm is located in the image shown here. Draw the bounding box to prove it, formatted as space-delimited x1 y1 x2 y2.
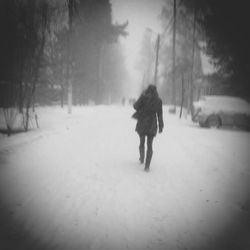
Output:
157 100 164 133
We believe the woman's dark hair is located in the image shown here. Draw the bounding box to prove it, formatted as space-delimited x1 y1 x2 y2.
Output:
144 84 158 98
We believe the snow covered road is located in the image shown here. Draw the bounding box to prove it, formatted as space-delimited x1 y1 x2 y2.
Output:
0 106 250 250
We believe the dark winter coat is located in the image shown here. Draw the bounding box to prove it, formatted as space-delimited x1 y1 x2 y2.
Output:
133 92 164 136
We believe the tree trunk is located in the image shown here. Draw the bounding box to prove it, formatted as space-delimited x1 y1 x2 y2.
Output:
96 44 104 104
68 79 72 113
189 1 197 116
18 80 23 113
24 21 47 131
179 73 184 118
32 91 36 112
61 85 64 108
67 0 73 114
18 48 24 113
172 0 177 113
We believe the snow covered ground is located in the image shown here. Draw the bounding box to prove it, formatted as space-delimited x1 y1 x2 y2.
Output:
0 105 250 250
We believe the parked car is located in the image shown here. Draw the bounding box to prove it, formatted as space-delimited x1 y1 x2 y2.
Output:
192 95 250 130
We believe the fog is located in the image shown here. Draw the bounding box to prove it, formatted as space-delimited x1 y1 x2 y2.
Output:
0 1 250 250
112 0 165 97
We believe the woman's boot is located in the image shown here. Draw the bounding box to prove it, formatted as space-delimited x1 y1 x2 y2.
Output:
144 150 152 171
139 146 145 164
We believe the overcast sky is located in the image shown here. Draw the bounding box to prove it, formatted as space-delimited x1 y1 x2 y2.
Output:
111 0 165 96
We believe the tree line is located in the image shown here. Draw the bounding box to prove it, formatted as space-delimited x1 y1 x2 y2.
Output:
181 0 250 99
136 0 203 114
0 0 128 134
137 0 250 115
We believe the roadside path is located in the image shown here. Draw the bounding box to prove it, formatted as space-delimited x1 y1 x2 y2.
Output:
0 106 249 250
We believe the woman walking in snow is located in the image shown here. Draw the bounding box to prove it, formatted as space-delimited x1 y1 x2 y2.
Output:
133 84 164 172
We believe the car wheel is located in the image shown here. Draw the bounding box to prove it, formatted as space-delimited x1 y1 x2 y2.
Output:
206 115 221 128
199 121 206 128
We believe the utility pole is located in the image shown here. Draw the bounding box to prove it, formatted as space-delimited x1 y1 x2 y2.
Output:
154 34 160 86
172 0 177 113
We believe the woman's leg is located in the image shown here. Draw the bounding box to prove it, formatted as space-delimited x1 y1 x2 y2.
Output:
145 135 154 171
139 134 145 163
